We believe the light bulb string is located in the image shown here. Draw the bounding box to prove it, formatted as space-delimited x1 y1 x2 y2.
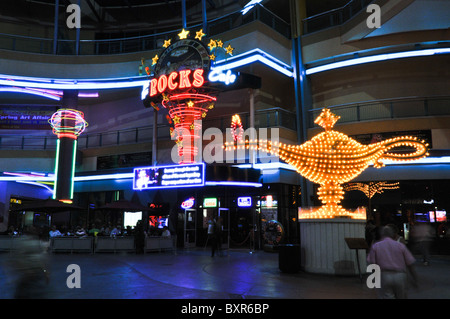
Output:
376 137 428 160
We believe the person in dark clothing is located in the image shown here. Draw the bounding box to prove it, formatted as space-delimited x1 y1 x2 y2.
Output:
7 226 50 299
208 218 217 257
134 220 145 254
212 217 223 257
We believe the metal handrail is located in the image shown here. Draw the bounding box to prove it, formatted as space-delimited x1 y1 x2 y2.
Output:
0 4 290 56
302 0 375 34
305 41 450 69
308 96 450 128
0 107 296 151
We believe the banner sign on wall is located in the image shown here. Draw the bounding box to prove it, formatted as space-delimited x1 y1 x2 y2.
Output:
133 163 205 190
0 105 56 130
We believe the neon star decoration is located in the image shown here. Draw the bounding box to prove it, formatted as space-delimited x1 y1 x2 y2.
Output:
208 39 234 60
225 108 429 219
208 39 217 51
178 28 190 39
163 39 171 48
225 44 234 55
195 29 206 40
152 54 159 65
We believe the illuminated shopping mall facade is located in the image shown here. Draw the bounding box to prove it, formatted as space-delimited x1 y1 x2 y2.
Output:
0 0 449 248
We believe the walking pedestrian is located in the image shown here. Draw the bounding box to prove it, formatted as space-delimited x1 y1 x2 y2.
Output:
213 217 223 257
411 222 434 266
208 218 217 257
7 226 50 299
367 225 418 299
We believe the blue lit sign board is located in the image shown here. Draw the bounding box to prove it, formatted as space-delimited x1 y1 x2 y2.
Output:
208 69 237 86
133 163 205 190
238 197 252 207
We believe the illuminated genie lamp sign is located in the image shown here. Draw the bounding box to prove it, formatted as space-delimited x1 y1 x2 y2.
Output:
133 163 205 190
226 108 429 219
142 28 260 164
49 109 88 203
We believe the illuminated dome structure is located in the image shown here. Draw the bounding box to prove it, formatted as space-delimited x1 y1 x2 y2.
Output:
226 108 429 219
49 109 88 139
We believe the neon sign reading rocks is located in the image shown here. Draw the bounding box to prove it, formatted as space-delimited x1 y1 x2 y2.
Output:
141 69 238 100
149 69 205 97
145 68 238 98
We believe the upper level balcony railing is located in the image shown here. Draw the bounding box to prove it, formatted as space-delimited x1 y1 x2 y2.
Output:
0 107 296 151
308 96 450 128
0 4 290 56
302 0 374 34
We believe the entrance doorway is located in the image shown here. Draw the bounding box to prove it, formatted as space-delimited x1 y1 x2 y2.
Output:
184 209 196 248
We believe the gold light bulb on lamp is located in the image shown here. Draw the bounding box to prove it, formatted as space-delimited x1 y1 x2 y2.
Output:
343 181 400 199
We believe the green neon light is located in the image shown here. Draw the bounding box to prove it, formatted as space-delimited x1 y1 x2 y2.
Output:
69 140 77 199
203 197 217 208
52 139 60 199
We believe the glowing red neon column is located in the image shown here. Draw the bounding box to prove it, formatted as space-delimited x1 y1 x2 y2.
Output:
164 93 216 164
49 109 88 203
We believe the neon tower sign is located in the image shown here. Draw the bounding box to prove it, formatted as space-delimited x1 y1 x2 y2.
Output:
142 29 238 164
49 109 88 203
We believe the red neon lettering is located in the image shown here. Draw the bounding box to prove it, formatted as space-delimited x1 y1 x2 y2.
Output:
192 69 204 87
168 72 178 90
150 79 158 96
58 133 77 139
179 70 192 89
150 69 204 96
157 74 168 93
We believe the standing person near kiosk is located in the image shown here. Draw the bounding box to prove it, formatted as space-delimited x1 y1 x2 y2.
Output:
208 218 217 257
214 217 224 257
